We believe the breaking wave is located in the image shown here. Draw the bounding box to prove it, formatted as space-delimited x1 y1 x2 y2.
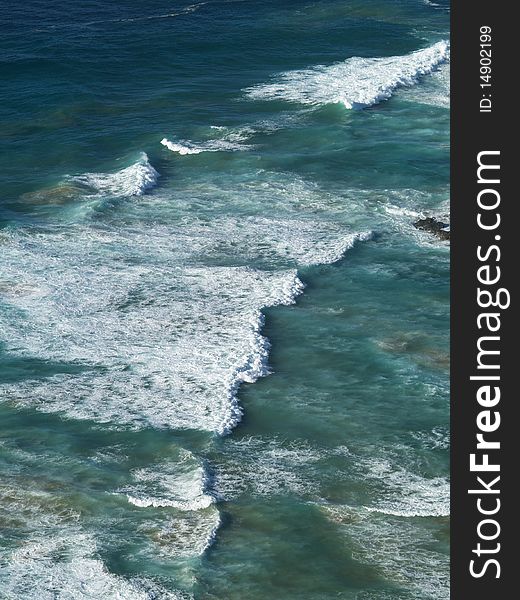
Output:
245 41 450 109
69 153 159 196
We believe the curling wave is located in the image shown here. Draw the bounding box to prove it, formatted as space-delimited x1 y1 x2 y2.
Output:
69 153 159 196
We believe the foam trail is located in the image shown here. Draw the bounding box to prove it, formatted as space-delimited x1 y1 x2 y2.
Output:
161 137 251 155
245 40 450 109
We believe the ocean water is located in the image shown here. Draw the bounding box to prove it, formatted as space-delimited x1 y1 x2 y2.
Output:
0 1 449 598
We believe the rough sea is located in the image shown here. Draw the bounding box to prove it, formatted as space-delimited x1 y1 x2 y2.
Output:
0 1 450 598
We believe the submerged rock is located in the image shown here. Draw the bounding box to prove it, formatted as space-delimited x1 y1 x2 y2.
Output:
413 217 450 241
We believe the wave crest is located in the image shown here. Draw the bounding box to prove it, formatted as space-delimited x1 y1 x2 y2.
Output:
70 153 159 196
245 40 450 109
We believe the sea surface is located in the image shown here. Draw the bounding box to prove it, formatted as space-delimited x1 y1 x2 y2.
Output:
0 1 450 598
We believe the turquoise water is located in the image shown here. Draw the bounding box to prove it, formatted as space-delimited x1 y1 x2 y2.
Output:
0 1 449 598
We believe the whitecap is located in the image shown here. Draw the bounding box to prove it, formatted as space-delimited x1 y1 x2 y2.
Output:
69 153 159 196
245 40 450 109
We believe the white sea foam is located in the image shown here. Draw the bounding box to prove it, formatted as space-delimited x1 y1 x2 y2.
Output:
0 470 191 596
359 456 449 517
120 450 215 511
322 504 449 599
127 495 214 510
423 0 449 9
0 448 220 584
213 437 322 499
0 233 304 434
399 60 450 108
211 435 449 516
161 136 251 155
193 217 373 266
245 40 450 109
160 114 301 157
411 426 450 451
137 508 222 559
1 168 373 436
0 532 190 600
15 155 159 213
69 153 159 196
